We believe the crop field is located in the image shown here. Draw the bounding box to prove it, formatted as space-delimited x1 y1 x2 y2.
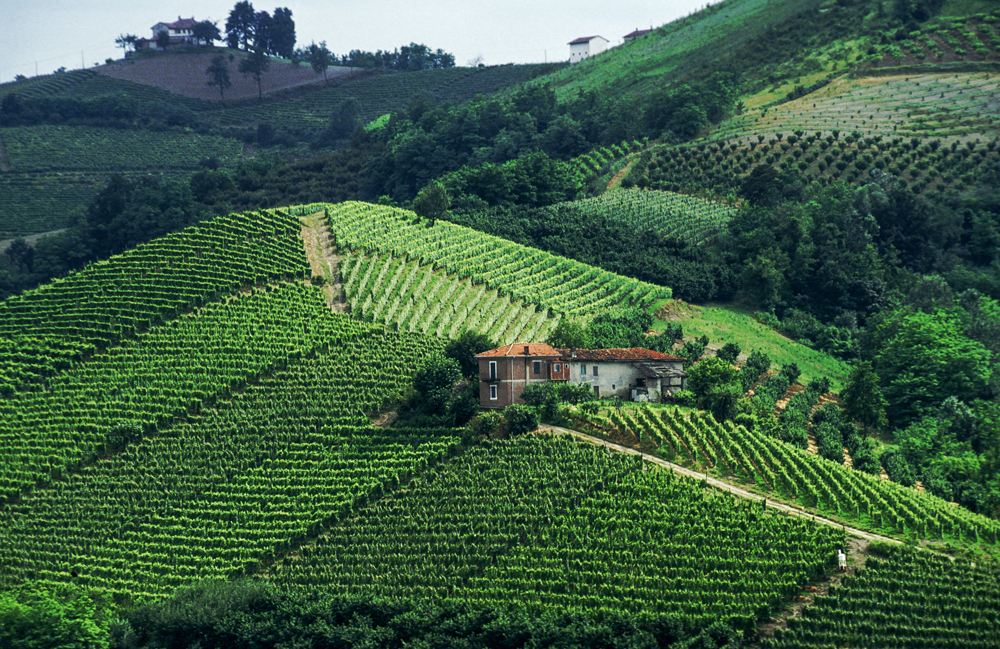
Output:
342 251 560 344
0 172 104 239
577 405 1000 543
568 188 736 246
868 13 1000 69
0 208 307 393
719 72 1000 142
279 434 844 627
1 125 243 172
765 543 1000 649
219 64 549 130
320 201 671 318
0 311 458 601
638 124 1000 198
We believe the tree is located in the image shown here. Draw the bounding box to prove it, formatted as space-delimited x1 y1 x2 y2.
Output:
412 181 450 223
0 584 112 649
307 41 333 83
841 361 888 431
547 318 590 349
205 55 232 104
226 1 256 50
114 34 137 57
239 47 270 101
503 404 539 436
716 342 741 364
270 7 296 58
252 10 273 55
192 21 222 47
444 330 495 377
685 357 742 422
413 352 461 415
156 30 171 50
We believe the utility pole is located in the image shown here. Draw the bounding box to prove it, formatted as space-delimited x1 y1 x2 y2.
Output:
81 51 85 70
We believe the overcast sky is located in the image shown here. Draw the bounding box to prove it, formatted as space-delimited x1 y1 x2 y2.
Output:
1 0 717 83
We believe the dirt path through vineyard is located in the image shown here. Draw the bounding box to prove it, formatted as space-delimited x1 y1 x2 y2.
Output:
539 424 900 545
299 211 346 312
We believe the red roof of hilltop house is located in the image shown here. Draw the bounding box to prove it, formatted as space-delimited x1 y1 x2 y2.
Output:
556 348 686 362
476 343 562 358
569 36 607 45
624 28 653 39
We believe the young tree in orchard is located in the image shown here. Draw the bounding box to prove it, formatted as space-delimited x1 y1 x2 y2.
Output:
307 41 333 82
205 55 232 104
192 20 222 46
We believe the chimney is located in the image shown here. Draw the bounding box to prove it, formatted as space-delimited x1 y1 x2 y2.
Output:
523 345 530 355
571 349 577 358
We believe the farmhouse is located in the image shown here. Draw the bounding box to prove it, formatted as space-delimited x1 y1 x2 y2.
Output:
623 28 653 42
477 343 686 408
136 17 200 50
568 36 609 64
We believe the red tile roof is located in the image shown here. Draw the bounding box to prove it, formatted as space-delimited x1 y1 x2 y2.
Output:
557 348 686 362
476 343 562 358
569 36 607 45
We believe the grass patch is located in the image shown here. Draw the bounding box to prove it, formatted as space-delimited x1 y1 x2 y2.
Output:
653 300 850 390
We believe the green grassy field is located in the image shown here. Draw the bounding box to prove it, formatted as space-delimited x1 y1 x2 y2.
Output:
654 300 850 390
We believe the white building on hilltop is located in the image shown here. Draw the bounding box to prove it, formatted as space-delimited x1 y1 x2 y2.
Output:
568 36 609 64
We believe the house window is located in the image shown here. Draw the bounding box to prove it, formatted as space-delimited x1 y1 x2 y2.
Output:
581 364 586 375
554 363 561 373
592 365 599 376
489 361 497 381
489 384 497 400
593 386 600 397
533 361 541 375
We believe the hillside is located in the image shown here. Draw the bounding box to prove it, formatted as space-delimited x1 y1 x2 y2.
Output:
4 0 1000 645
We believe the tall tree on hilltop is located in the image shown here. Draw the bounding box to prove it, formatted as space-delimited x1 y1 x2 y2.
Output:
307 41 332 82
226 1 256 50
270 7 296 59
192 20 222 47
205 55 232 104
252 10 273 55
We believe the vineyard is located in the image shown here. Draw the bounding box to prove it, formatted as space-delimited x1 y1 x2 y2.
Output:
1 125 243 172
765 543 1000 649
0 172 105 239
319 201 671 318
562 188 737 246
342 251 560 344
0 312 459 601
219 64 551 131
575 404 1000 543
278 434 844 628
0 208 308 394
633 124 1000 198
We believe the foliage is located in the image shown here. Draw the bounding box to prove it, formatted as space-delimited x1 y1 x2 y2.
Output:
547 317 590 349
413 352 462 415
503 404 539 436
239 46 271 101
587 307 655 349
0 584 111 649
444 330 495 378
412 181 450 222
205 54 232 103
841 361 888 431
305 40 332 82
717 342 741 364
